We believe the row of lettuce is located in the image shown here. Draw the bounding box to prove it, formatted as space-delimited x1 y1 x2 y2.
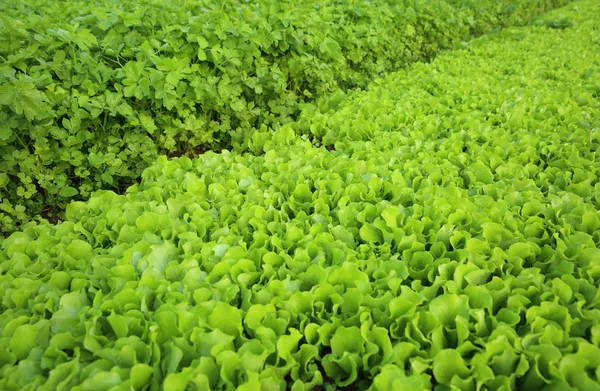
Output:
1 1 599 389
0 0 574 236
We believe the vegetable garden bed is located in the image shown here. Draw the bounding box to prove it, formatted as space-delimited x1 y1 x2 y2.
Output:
0 0 572 237
1 0 599 390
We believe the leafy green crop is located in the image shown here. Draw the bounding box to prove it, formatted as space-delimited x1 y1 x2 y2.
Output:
293 5 599 151
0 0 572 237
1 1 599 389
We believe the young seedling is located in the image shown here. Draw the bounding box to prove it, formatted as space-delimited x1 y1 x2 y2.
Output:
579 119 599 145
579 119 599 162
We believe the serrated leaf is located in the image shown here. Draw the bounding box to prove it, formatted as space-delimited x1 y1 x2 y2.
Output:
74 29 98 51
139 113 157 134
165 71 182 86
319 38 341 58
0 81 50 121
230 99 246 112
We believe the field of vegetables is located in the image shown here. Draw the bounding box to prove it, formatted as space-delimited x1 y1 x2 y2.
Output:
1 0 600 390
0 0 572 236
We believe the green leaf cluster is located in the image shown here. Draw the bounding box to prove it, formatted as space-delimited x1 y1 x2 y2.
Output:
0 0 572 237
1 0 600 389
